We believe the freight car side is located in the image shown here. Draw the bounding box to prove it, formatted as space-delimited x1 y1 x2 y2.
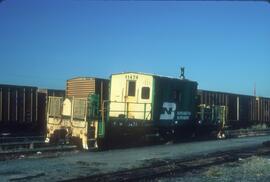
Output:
0 85 66 137
0 84 39 136
198 90 270 129
250 97 270 125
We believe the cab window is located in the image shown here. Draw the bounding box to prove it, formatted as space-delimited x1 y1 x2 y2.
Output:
141 87 150 99
128 81 136 96
172 90 182 104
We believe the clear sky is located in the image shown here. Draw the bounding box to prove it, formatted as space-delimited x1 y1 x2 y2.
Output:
0 1 269 97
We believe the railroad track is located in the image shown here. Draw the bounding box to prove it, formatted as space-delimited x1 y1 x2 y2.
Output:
0 128 268 157
0 136 77 159
60 129 270 182
225 128 270 138
63 142 270 182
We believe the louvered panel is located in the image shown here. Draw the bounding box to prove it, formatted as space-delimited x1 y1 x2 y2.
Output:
66 77 96 99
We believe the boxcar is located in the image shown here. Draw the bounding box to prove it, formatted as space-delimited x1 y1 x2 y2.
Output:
250 96 270 125
0 85 66 136
198 90 270 129
0 84 39 136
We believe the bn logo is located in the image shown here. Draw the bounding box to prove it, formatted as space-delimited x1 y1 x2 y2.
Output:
160 102 176 120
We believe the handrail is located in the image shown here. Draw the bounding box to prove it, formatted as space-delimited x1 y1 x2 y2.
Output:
102 100 152 120
47 99 153 129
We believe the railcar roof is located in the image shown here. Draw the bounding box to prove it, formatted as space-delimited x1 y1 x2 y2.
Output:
67 76 109 81
111 72 197 83
38 88 65 92
198 89 270 99
0 84 37 89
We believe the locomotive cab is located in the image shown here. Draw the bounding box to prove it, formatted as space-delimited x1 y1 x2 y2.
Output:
108 72 198 141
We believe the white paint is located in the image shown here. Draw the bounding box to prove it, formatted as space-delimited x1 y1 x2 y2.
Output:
62 98 72 116
110 73 153 120
176 111 191 120
160 102 176 120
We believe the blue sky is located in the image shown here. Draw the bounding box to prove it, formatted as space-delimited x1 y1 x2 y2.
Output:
0 1 269 97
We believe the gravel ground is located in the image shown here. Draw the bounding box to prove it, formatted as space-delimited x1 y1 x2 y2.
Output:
156 156 270 182
0 135 270 182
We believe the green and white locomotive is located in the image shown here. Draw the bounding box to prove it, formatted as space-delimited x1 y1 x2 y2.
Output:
108 72 198 140
46 71 226 149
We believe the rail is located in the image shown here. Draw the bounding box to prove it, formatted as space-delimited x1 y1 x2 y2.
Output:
0 136 45 143
225 128 270 138
0 135 77 156
63 144 270 182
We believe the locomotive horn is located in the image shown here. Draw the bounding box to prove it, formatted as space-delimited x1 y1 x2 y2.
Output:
180 67 185 79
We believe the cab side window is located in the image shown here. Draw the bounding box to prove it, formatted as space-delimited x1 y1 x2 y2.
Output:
172 90 181 104
141 87 150 100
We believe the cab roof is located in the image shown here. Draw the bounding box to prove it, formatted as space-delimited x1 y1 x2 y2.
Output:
111 72 197 83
